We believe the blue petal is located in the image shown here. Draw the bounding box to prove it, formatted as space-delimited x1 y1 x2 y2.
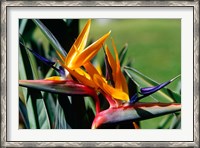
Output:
20 42 63 76
20 42 55 65
140 81 170 95
129 93 138 104
59 66 65 77
140 74 181 96
137 75 180 101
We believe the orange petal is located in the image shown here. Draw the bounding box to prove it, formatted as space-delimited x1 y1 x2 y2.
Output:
112 39 120 66
75 20 91 52
84 62 100 77
65 19 91 66
112 39 128 93
45 76 64 81
75 69 96 88
112 39 121 89
95 62 102 76
70 31 111 69
75 68 91 80
120 71 129 94
66 45 82 68
62 63 96 88
93 74 129 101
93 74 105 87
103 83 129 101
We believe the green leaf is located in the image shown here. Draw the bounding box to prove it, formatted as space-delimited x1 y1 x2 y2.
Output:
28 89 51 129
55 99 71 129
19 79 97 97
19 38 35 79
92 102 181 129
26 94 37 129
19 54 37 128
19 46 27 104
19 87 26 105
26 49 39 79
84 96 96 115
175 80 181 94
119 43 128 66
36 98 51 129
42 92 56 128
32 19 66 57
169 113 181 129
19 19 28 34
157 114 173 129
19 41 38 129
124 66 181 103
19 99 30 128
19 79 101 115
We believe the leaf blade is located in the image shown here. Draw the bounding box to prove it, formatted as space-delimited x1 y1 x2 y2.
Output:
19 79 97 97
54 99 71 129
119 43 128 66
36 98 51 129
92 102 181 129
19 99 30 129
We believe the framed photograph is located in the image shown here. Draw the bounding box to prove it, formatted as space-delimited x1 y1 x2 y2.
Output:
1 1 199 147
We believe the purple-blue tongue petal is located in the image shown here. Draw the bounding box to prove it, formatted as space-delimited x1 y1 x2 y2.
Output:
140 81 170 95
130 75 181 103
20 42 64 76
129 93 138 104
59 66 65 77
140 75 181 96
20 42 55 66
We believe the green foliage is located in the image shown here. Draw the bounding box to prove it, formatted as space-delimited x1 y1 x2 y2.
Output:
19 19 80 129
55 99 71 129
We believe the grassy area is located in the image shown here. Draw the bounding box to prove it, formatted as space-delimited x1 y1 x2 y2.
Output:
80 19 181 90
81 19 181 128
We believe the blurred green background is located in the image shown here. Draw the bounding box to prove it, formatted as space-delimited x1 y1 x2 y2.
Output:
80 19 181 128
